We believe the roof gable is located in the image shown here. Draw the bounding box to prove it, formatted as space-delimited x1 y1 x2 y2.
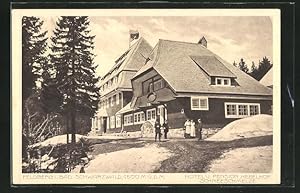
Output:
100 37 152 87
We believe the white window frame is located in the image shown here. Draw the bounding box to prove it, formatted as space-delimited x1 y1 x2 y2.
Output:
110 96 114 106
107 116 110 129
124 114 133 126
191 96 209 111
116 93 119 105
215 77 231 86
224 102 261 118
134 112 145 124
110 116 115 129
146 108 156 121
116 115 121 128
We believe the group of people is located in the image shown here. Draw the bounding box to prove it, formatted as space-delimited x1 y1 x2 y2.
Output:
154 119 169 142
153 118 203 141
184 119 203 140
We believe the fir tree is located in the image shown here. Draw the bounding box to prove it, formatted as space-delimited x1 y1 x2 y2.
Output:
238 58 249 73
22 16 48 99
50 16 100 143
22 16 48 137
249 61 259 80
257 56 273 80
248 57 273 81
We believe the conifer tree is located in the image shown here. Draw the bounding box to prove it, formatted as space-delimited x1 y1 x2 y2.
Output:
22 16 48 137
49 16 100 143
238 58 249 73
257 56 273 80
248 57 273 81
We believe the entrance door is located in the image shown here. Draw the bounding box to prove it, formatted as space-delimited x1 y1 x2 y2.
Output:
103 117 107 133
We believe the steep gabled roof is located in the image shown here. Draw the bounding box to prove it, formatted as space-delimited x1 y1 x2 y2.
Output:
133 39 272 96
99 37 152 96
100 37 152 85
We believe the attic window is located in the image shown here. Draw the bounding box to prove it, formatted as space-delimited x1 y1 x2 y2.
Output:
215 77 231 86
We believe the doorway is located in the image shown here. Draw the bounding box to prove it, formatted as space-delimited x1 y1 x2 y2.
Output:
103 117 107 133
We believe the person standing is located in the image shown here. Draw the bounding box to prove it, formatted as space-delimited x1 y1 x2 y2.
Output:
196 118 203 140
154 118 161 142
190 120 196 138
184 119 191 139
162 120 169 139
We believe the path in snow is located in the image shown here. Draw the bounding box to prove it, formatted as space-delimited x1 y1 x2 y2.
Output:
80 143 173 173
207 145 272 173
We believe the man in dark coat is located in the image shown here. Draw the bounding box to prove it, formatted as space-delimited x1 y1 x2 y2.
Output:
196 119 203 140
154 118 161 142
162 120 169 139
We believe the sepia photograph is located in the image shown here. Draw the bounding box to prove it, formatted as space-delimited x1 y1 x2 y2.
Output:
11 9 281 184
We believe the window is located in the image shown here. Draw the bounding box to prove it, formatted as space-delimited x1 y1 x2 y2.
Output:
116 115 121 128
111 96 114 106
250 105 259 115
153 79 164 91
225 103 260 118
224 79 229 85
226 104 236 116
110 116 115 129
149 82 154 92
142 75 165 95
191 97 209 110
146 108 156 121
116 93 119 105
134 112 145 124
124 114 133 126
215 77 231 86
238 105 248 116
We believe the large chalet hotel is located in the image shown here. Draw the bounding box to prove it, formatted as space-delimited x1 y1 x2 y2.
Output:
91 33 272 135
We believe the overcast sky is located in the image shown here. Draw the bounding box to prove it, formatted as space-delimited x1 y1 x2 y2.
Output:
43 16 273 77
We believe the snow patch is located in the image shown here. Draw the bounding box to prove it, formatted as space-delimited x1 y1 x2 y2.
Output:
207 145 272 173
206 114 272 141
77 143 173 173
31 134 84 147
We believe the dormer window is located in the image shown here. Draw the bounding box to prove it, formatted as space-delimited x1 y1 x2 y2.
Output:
215 77 231 86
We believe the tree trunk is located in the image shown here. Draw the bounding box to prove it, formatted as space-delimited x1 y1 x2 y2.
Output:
71 110 76 143
66 113 70 144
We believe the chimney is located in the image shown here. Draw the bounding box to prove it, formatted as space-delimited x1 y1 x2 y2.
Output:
198 36 207 48
129 30 140 47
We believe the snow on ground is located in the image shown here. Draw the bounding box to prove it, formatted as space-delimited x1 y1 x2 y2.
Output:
31 134 132 147
207 114 272 141
74 143 173 173
207 145 272 173
31 134 84 147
